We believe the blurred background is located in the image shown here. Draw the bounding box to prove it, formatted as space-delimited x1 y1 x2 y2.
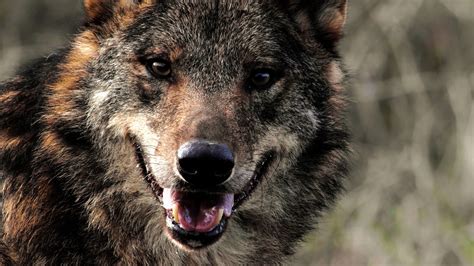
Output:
0 0 472 265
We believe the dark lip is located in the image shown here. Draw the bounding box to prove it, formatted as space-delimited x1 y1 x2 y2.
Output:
134 143 164 199
133 141 276 248
233 150 276 210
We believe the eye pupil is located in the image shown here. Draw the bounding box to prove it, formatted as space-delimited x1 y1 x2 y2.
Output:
250 70 273 89
253 73 270 85
148 59 171 78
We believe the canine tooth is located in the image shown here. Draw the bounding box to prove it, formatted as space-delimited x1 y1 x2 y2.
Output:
213 208 224 227
172 205 180 223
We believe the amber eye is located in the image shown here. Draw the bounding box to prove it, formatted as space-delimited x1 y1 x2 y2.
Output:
249 69 275 90
147 59 172 78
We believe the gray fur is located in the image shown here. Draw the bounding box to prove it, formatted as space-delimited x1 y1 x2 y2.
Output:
0 0 350 264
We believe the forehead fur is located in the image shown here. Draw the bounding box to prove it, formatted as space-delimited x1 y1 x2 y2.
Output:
121 1 302 69
163 0 259 11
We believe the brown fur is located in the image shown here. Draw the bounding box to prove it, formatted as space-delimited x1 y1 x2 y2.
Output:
0 0 350 263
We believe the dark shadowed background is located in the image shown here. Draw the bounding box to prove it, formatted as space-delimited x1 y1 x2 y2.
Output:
1 0 473 265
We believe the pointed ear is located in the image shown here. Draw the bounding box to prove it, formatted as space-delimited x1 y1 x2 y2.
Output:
84 0 156 25
279 0 347 47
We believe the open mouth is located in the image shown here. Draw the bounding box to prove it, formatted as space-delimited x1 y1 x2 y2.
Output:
134 143 275 249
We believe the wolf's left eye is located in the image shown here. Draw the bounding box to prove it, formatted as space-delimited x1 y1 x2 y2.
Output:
146 59 172 79
248 69 276 90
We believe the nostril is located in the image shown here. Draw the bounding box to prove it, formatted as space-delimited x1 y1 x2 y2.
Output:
177 141 235 187
177 158 198 176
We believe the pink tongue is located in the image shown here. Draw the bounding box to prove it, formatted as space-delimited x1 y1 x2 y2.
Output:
163 189 234 233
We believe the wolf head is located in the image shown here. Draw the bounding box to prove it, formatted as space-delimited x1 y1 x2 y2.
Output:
31 0 349 262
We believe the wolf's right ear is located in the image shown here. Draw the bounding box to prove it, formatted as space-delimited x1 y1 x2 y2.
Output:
278 0 347 48
84 0 156 25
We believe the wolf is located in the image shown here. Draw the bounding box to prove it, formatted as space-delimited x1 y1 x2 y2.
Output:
0 0 349 264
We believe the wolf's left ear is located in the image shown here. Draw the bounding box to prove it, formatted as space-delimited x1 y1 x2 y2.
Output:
84 0 156 25
278 0 347 47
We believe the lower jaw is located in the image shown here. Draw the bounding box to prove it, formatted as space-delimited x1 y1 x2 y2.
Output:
165 216 227 249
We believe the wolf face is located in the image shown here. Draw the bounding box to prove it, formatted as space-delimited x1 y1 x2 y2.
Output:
0 0 349 263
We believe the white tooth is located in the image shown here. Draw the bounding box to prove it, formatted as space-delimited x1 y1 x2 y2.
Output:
212 209 224 227
162 188 174 210
172 204 180 223
166 216 174 229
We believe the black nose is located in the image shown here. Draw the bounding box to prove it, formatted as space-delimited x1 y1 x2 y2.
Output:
177 141 235 187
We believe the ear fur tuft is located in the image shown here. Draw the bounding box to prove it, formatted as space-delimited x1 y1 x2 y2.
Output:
279 0 347 47
84 0 156 25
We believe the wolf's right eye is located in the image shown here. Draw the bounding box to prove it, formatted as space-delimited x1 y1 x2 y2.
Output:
146 59 172 79
247 69 277 91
